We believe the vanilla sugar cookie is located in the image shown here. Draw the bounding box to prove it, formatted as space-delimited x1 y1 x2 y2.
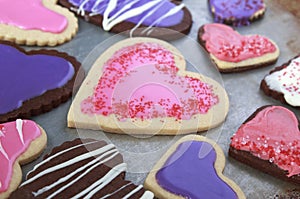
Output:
68 37 229 135
198 23 279 73
0 0 78 46
144 135 246 199
0 119 47 199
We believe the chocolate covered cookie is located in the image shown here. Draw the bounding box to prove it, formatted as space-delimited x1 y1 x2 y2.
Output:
230 105 300 184
58 0 192 40
0 41 84 123
261 55 300 107
10 138 154 198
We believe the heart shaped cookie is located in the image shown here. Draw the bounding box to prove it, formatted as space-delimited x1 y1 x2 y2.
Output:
10 138 153 199
144 135 245 199
0 119 47 199
0 0 78 46
0 41 84 123
261 55 300 107
208 0 266 26
198 23 280 73
68 37 229 135
58 0 192 40
230 105 300 184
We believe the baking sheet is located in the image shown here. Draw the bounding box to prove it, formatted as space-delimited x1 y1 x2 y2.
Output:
21 0 300 198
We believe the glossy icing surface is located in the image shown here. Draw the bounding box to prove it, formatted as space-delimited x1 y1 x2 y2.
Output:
156 141 237 199
0 0 67 33
209 0 265 26
201 23 277 62
264 56 300 106
0 44 74 114
68 0 184 30
231 106 300 177
0 119 41 193
81 42 219 120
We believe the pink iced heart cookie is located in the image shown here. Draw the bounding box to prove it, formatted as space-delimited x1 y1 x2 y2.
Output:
68 37 229 135
0 119 47 199
144 135 246 199
0 0 78 46
198 23 279 73
209 0 266 26
230 105 300 184
261 55 300 107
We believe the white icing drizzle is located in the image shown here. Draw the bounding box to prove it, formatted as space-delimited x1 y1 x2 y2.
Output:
74 0 184 31
101 182 132 199
123 184 143 199
26 140 99 178
32 148 119 197
21 140 153 198
140 191 155 199
22 143 116 186
72 163 127 198
0 141 9 160
265 57 300 106
16 119 24 145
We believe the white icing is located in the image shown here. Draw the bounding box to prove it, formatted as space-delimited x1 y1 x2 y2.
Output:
22 143 116 186
0 141 9 160
140 191 155 199
26 140 99 178
75 0 184 31
123 185 143 199
16 119 24 145
101 182 132 199
72 163 127 199
265 57 300 106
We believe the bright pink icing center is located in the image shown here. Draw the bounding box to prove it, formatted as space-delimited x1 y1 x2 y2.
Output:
201 23 277 62
81 43 219 121
231 106 300 177
0 0 67 33
0 120 41 192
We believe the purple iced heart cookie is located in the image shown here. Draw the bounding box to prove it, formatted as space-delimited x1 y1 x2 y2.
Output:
208 0 266 26
145 135 246 199
0 41 83 123
58 0 192 40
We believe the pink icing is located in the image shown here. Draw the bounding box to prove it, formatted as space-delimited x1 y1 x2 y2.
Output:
81 43 219 121
231 106 300 177
0 0 67 33
0 120 41 193
201 23 277 62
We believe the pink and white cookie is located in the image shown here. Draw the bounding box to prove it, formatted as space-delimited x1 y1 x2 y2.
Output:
198 23 280 73
261 55 300 107
0 119 47 199
68 37 229 135
230 105 300 184
0 0 78 46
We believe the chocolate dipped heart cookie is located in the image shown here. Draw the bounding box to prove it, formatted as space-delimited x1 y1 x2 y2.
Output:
208 0 266 26
0 119 47 199
0 0 78 46
0 41 84 123
198 23 279 73
144 135 245 199
261 55 300 108
68 37 229 135
230 105 300 184
10 138 153 199
58 0 192 40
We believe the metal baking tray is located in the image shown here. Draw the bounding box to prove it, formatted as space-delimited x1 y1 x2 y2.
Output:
21 0 300 198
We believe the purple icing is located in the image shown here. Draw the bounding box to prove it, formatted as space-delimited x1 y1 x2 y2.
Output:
156 141 238 199
68 0 184 27
0 44 74 114
209 0 265 26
